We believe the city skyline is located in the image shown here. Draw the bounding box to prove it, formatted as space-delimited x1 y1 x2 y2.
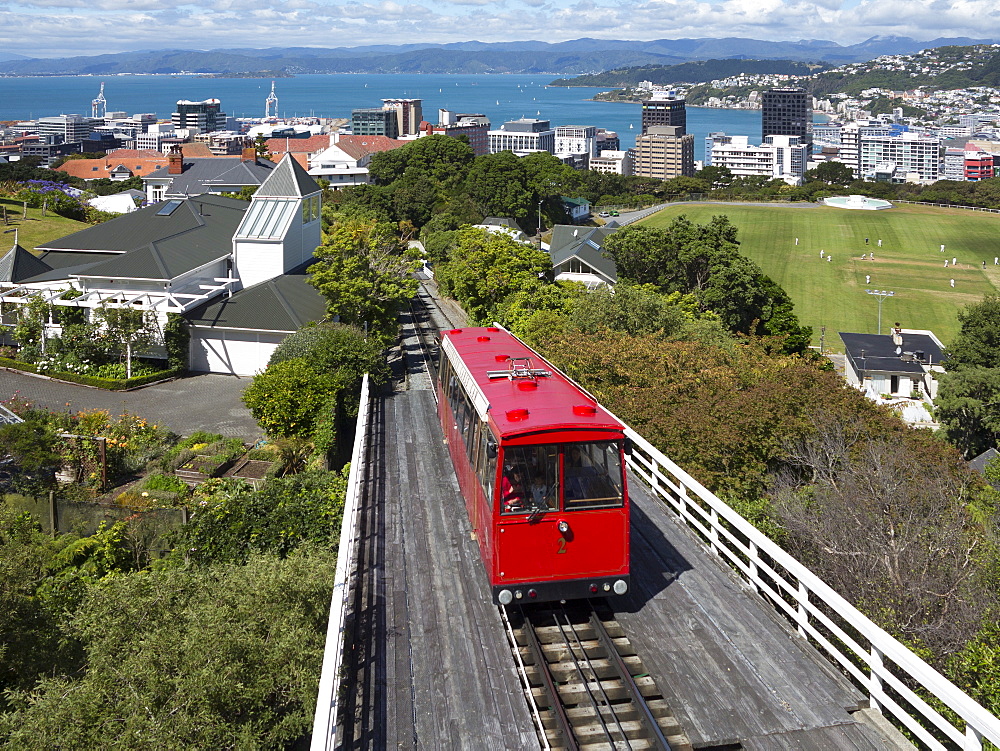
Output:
0 1 997 61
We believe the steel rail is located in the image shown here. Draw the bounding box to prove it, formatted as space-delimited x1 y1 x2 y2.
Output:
554 608 627 749
589 611 674 751
522 609 580 751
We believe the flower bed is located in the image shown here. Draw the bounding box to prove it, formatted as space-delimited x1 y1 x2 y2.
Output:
0 356 182 391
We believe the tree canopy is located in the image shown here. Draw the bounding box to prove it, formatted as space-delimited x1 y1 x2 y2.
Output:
602 217 812 352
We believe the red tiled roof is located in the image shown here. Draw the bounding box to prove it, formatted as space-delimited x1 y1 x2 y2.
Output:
337 135 408 156
57 154 169 180
266 134 332 156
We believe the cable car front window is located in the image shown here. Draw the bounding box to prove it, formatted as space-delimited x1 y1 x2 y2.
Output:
563 441 624 510
500 445 559 515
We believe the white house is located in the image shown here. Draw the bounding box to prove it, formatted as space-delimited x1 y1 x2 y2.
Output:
0 154 325 377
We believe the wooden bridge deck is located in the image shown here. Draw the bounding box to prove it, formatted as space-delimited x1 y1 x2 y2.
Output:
341 305 908 750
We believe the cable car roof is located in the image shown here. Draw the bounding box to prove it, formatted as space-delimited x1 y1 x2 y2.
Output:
441 326 624 438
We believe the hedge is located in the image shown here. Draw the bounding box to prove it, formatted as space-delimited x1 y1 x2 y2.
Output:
0 357 184 391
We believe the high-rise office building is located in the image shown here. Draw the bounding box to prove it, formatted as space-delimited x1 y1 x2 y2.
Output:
382 98 423 137
641 92 686 135
37 114 95 144
762 88 812 147
488 118 555 154
633 125 694 180
352 108 400 138
172 99 227 134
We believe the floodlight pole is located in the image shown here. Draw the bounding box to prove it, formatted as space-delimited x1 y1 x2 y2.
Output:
865 289 895 335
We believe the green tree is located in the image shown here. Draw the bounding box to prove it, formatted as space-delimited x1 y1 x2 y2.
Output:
804 161 855 185
602 218 810 351
11 294 50 360
254 134 271 159
935 367 1000 458
695 164 734 189
946 293 1000 370
0 551 336 750
241 358 343 439
94 305 159 378
435 227 552 323
182 469 348 564
464 151 533 218
0 419 60 477
568 283 690 338
308 217 419 338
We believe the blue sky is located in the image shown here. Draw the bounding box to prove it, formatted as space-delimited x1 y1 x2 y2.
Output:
0 0 995 58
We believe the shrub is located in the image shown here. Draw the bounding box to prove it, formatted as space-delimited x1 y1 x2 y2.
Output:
242 359 344 439
143 473 189 494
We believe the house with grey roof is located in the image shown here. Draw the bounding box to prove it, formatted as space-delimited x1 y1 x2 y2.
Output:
547 223 620 289
840 327 946 401
143 146 278 202
0 154 325 376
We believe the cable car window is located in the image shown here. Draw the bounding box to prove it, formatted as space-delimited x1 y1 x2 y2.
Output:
499 444 559 515
563 441 624 510
477 429 497 501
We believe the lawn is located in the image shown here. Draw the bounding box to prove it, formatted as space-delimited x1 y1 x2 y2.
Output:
639 202 1000 349
0 197 88 253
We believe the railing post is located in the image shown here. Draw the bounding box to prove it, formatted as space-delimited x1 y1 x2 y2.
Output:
796 582 809 638
709 507 719 554
870 645 885 714
747 541 759 590
966 724 983 751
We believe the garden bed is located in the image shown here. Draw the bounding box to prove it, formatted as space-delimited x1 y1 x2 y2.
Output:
0 357 182 391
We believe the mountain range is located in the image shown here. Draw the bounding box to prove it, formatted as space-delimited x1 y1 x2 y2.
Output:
0 36 995 77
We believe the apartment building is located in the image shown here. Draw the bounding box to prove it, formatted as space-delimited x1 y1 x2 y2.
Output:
633 125 694 179
859 131 941 182
488 118 555 154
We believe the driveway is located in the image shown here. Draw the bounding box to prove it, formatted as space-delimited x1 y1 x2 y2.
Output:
1 370 262 440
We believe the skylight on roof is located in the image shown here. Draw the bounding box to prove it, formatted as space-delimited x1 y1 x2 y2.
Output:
155 200 183 216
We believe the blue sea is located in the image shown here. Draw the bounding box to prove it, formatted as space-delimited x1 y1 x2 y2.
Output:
0 73 777 160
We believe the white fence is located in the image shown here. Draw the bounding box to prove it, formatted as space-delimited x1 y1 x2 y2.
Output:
891 200 1000 214
310 373 372 751
623 428 1000 751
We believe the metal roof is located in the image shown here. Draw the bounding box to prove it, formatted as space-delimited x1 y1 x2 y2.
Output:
184 262 326 332
840 331 944 375
145 157 277 196
33 195 247 282
0 244 51 283
548 224 620 283
442 326 623 439
254 153 321 198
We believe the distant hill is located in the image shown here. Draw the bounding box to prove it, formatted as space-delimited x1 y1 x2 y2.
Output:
551 59 831 87
0 36 996 77
808 45 1000 96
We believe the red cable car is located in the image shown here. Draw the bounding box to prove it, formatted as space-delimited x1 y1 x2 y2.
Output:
437 326 630 605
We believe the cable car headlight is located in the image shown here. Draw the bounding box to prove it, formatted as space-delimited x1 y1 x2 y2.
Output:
498 589 513 605
557 520 569 534
613 579 628 595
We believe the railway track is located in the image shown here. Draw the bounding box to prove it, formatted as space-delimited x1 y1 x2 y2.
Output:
504 602 693 751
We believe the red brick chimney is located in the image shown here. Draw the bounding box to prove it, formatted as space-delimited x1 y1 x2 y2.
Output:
168 144 184 175
242 147 257 164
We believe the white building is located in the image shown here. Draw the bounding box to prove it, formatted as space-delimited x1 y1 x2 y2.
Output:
860 131 941 182
555 125 598 158
708 134 808 185
943 147 965 180
589 150 633 176
488 119 555 155
37 114 95 144
0 155 325 377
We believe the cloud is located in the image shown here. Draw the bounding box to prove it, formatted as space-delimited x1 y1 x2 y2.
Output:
1 0 999 57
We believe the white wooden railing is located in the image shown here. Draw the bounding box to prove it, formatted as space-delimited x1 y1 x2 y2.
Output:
623 427 1000 751
310 374 372 751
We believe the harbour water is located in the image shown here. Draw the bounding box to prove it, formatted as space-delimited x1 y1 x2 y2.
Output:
0 73 768 160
